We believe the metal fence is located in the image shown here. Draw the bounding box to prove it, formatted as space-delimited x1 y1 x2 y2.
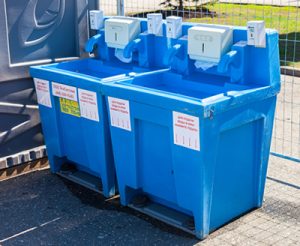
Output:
99 0 300 162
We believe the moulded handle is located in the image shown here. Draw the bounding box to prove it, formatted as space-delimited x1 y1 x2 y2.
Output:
163 44 182 67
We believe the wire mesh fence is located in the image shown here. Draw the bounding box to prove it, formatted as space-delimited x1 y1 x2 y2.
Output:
99 0 300 161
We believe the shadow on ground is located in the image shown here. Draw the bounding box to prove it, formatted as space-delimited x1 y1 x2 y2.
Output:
0 170 198 246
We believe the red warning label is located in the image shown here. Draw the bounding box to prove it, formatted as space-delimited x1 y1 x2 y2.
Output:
52 82 77 101
173 111 200 151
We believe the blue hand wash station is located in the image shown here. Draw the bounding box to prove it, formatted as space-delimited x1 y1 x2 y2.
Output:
31 11 280 239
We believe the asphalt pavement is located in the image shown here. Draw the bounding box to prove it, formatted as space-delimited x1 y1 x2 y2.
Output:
0 155 299 245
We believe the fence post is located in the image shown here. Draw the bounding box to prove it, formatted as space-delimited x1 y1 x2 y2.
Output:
117 0 124 15
96 0 100 10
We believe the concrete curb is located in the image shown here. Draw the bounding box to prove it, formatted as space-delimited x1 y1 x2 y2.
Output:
281 66 300 77
0 158 49 182
0 146 47 170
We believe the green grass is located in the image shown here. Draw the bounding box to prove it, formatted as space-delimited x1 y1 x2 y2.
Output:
186 3 300 68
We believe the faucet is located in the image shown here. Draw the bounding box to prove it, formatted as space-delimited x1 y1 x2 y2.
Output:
217 50 239 74
85 33 103 53
123 38 143 59
163 44 184 67
217 41 247 83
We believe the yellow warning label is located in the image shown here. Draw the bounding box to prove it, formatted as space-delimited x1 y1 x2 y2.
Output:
59 98 80 117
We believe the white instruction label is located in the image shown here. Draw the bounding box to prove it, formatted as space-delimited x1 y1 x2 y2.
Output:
78 89 99 122
34 78 52 108
52 82 77 101
108 97 131 131
173 111 200 151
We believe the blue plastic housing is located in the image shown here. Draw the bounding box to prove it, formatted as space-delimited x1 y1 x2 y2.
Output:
102 24 280 238
30 18 173 198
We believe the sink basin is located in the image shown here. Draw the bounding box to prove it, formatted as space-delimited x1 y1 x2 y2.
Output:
118 71 253 101
36 58 151 82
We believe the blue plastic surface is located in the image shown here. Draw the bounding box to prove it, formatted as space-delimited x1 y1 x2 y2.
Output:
102 23 280 238
30 59 134 197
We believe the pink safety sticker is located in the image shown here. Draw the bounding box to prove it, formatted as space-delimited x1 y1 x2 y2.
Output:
173 111 200 151
34 78 52 108
108 97 131 131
